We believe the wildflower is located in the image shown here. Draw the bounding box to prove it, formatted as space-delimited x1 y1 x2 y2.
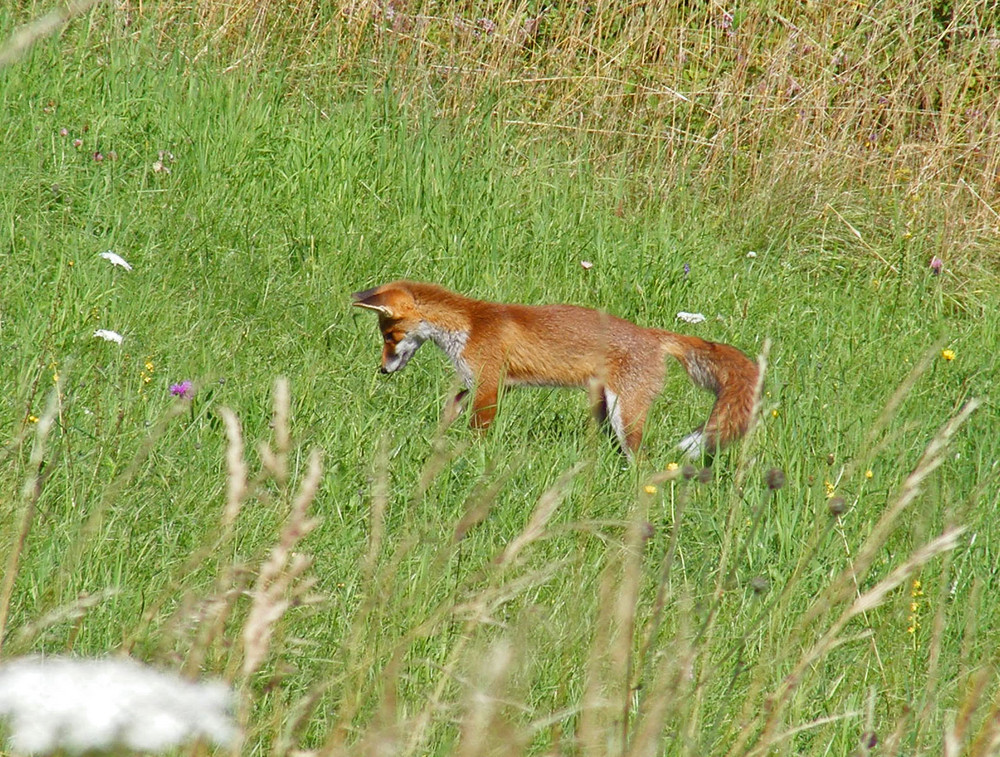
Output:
683 263 690 276
28 415 39 424
99 251 132 271
865 469 874 479
0 656 238 755
824 480 835 497
93 152 104 162
643 485 657 495
59 128 68 137
907 579 924 636
771 408 779 418
746 250 757 258
929 256 943 275
153 150 175 174
941 349 955 361
169 380 194 399
580 260 593 269
665 462 679 472
72 138 83 148
676 312 706 324
93 329 124 345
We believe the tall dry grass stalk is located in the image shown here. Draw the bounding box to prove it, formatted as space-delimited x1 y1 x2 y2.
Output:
0 390 59 656
0 0 105 66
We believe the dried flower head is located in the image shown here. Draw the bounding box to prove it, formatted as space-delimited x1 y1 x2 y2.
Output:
828 496 847 517
765 468 785 490
0 656 238 755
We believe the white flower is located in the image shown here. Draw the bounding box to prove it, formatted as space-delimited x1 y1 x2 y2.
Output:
93 329 124 344
676 312 706 324
746 250 757 258
0 656 238 755
98 251 132 271
580 260 593 269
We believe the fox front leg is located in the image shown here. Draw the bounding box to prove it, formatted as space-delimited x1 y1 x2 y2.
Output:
469 385 499 431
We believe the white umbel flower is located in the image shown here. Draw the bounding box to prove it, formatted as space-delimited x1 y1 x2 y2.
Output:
93 329 124 344
676 311 706 324
0 657 238 755
98 251 133 271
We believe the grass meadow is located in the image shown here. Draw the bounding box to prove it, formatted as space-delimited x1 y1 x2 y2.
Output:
1 1 999 755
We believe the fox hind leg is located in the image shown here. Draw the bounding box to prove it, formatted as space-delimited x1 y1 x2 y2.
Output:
595 387 650 459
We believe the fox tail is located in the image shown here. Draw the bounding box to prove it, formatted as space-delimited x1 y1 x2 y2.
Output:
657 331 760 457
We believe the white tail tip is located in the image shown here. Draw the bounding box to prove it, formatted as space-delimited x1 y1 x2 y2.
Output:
677 430 706 458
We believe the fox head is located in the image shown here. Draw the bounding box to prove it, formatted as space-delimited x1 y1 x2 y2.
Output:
352 284 426 374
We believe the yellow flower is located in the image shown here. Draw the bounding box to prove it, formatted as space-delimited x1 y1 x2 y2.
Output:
824 480 835 497
941 349 955 361
28 415 39 424
665 462 679 472
865 470 873 479
145 361 155 372
644 485 657 495
771 409 779 418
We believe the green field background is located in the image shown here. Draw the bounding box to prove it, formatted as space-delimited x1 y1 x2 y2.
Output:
1 2 999 755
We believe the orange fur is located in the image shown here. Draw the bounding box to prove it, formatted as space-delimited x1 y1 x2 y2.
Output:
352 281 759 458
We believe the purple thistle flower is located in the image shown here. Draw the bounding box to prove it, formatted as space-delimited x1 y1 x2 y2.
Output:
929 256 943 275
683 263 690 277
169 380 193 399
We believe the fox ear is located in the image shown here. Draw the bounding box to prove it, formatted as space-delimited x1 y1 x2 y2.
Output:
352 287 395 318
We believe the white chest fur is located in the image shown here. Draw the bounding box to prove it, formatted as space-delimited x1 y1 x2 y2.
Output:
418 322 473 387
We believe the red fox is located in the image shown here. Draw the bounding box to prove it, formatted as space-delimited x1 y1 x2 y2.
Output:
352 281 759 458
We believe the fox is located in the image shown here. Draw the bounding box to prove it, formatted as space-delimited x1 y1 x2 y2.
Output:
352 280 759 458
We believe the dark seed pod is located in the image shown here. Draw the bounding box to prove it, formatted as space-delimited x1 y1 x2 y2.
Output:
765 468 785 490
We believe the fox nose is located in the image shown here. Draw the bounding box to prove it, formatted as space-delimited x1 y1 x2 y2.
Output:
379 366 390 374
